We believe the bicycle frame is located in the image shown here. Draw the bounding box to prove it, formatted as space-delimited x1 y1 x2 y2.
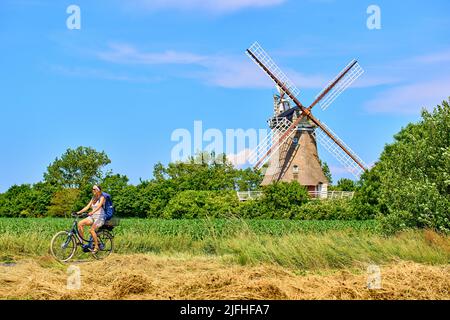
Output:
67 216 94 246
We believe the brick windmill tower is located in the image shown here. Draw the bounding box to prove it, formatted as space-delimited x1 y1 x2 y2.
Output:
246 42 367 196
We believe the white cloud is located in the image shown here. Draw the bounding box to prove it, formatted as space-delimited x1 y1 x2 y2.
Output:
50 65 162 83
96 43 450 98
127 0 285 14
362 48 450 115
227 148 253 167
365 78 450 115
95 43 329 89
352 75 403 88
328 165 352 176
97 43 207 65
410 48 450 64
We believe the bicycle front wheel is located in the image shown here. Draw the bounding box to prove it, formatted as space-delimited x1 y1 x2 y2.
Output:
50 231 77 262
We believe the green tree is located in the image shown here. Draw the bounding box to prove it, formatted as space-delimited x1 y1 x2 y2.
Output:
137 181 176 218
359 99 450 233
0 182 58 217
163 190 239 219
333 178 358 191
47 188 80 217
101 174 129 196
0 184 33 217
234 167 264 191
350 167 384 220
320 160 332 184
153 151 244 191
259 181 310 218
31 182 58 216
44 146 111 189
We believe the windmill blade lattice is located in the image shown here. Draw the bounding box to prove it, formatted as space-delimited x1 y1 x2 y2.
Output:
315 122 367 177
315 60 364 111
247 117 293 169
247 42 301 98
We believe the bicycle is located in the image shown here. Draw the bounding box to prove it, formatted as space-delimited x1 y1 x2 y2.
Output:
50 212 118 262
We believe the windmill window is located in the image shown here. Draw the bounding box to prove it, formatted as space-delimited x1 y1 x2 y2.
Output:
293 137 299 145
293 165 299 173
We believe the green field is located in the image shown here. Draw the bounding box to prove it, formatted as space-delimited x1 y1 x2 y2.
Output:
1 218 449 270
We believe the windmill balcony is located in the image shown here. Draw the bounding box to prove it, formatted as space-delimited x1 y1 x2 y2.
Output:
267 117 292 129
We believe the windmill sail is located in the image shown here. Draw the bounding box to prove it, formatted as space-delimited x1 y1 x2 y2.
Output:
246 41 367 176
315 122 367 177
314 60 364 111
247 117 293 169
247 42 301 98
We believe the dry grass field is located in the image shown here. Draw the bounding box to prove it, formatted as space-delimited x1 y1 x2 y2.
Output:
1 254 449 300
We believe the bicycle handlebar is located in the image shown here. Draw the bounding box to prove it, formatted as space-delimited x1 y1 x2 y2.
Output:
71 212 88 218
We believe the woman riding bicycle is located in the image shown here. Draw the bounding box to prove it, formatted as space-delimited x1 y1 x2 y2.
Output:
76 185 106 253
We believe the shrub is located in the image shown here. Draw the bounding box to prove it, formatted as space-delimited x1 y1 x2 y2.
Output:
258 181 310 218
292 199 357 220
163 190 239 219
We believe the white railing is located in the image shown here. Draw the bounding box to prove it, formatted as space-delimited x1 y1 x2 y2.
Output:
236 191 263 201
308 191 355 200
236 190 355 201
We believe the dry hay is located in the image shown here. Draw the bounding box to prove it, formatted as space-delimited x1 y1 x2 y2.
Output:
0 254 448 300
111 273 155 298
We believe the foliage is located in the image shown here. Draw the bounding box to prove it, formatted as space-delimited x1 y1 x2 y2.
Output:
0 184 33 217
102 174 129 196
162 190 239 219
44 146 111 189
359 99 450 233
46 188 80 217
234 167 263 191
112 185 141 218
293 199 357 220
0 183 57 217
330 178 358 191
31 182 58 216
258 181 310 218
320 160 332 184
153 152 262 192
238 181 310 219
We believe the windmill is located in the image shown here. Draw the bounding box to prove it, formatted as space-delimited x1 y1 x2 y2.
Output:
246 42 367 196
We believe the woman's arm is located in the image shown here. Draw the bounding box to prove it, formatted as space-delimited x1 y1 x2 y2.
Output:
77 199 93 214
89 196 106 215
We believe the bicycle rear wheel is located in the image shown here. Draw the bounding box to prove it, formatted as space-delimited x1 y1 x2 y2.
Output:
50 231 77 262
92 230 113 260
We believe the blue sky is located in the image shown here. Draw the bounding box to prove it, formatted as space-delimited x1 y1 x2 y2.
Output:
1 0 449 192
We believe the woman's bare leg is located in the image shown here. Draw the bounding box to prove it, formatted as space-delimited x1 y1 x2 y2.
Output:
89 225 99 251
78 218 92 240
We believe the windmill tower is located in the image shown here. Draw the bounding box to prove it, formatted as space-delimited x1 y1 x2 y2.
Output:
262 95 329 194
246 42 367 196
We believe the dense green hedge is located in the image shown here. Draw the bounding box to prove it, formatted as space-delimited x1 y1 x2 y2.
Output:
162 190 240 219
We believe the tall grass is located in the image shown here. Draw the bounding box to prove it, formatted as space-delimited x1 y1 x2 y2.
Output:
0 218 448 270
